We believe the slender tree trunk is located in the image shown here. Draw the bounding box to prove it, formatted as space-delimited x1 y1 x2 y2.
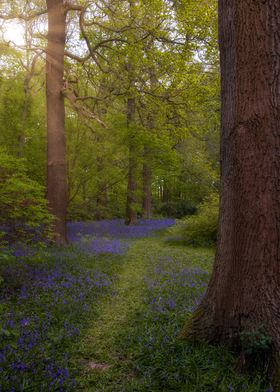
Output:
159 181 163 202
95 156 108 220
124 0 138 226
125 96 138 225
142 68 156 219
46 0 68 244
97 187 108 219
182 0 280 369
162 180 169 203
18 21 32 157
142 146 152 219
18 85 31 157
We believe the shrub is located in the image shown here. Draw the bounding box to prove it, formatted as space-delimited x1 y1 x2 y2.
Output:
240 327 272 356
154 200 197 218
0 150 53 246
168 192 219 246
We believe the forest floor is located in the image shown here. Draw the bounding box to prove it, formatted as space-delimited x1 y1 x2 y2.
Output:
0 220 269 391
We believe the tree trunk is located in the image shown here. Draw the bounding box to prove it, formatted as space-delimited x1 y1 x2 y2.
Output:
125 96 138 225
162 180 169 203
182 0 280 369
18 21 32 157
18 86 31 157
46 0 68 244
142 146 152 219
159 181 163 202
142 68 156 220
95 156 108 220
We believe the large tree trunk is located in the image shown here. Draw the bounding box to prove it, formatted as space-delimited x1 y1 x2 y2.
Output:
182 0 280 369
142 146 152 219
125 96 138 226
46 0 68 244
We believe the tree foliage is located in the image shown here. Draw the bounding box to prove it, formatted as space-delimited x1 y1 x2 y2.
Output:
0 150 53 245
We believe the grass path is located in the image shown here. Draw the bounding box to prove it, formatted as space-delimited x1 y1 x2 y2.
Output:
79 240 149 360
74 239 159 391
71 236 268 392
72 237 229 392
77 236 213 357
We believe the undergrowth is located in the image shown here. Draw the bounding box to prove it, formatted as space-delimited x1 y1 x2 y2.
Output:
0 222 270 391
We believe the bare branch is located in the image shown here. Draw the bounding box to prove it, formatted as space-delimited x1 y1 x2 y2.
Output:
92 37 128 52
62 85 106 127
75 95 109 102
64 50 91 63
66 4 84 12
83 18 133 33
79 8 109 73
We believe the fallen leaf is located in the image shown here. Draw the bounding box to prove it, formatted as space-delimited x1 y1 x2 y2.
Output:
88 361 111 371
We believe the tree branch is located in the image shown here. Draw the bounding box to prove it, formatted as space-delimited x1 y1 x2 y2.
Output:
64 50 91 63
65 3 85 13
62 84 106 127
0 9 47 21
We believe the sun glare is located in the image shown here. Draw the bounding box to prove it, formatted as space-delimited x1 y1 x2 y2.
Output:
3 21 25 46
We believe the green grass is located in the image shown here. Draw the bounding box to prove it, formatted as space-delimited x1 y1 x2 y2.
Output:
68 237 268 392
1 233 270 391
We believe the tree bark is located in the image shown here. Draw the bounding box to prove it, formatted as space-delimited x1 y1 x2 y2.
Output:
18 21 33 157
95 156 108 220
18 84 31 157
142 146 152 219
46 0 68 244
142 68 156 219
182 0 280 368
125 96 138 225
162 180 169 203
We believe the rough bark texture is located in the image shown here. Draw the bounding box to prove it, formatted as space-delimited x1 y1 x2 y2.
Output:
182 0 280 365
125 96 138 226
142 146 152 219
46 0 68 244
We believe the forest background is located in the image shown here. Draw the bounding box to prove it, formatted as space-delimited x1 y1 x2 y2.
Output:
0 0 219 246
